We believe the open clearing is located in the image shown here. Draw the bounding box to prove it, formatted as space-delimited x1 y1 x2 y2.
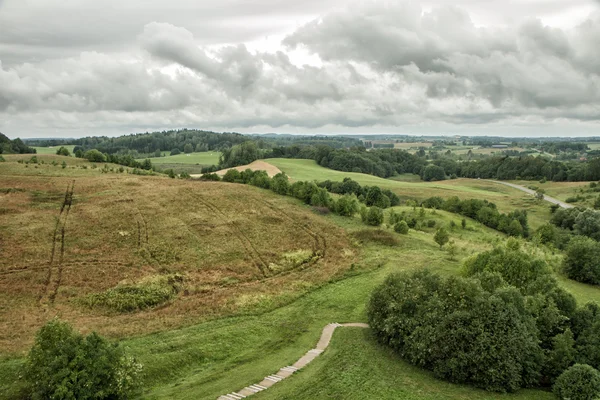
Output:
2 154 597 400
144 152 221 165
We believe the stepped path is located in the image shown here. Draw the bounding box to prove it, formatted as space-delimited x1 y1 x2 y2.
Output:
218 323 369 400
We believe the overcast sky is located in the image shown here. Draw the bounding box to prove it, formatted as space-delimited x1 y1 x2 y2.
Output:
0 0 599 138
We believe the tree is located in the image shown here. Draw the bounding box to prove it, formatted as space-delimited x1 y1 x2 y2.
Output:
154 149 161 157
170 148 181 156
61 161 67 169
507 219 524 237
83 149 106 163
434 227 449 248
184 143 193 154
270 173 290 195
461 218 467 229
394 221 409 234
422 165 446 181
222 169 242 183
553 364 600 400
55 146 70 157
24 319 141 400
564 236 600 285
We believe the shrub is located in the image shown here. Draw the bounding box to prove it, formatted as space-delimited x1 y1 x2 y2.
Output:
55 146 70 156
426 219 436 228
82 274 183 313
200 173 221 181
364 207 384 226
222 169 242 183
434 227 449 248
0 155 5 162
24 319 142 400
394 221 409 234
170 148 181 156
553 364 600 400
270 172 290 195
335 194 359 217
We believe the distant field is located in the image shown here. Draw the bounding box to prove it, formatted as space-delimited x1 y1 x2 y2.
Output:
32 145 75 155
143 152 220 165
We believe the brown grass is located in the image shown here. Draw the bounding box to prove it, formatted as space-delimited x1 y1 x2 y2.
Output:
0 155 354 353
193 160 283 178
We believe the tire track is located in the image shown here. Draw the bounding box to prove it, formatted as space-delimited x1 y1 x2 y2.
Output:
39 181 74 305
258 199 327 258
188 189 268 277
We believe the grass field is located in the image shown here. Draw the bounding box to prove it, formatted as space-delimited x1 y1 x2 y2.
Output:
139 152 221 174
144 152 220 165
32 145 76 155
266 158 552 230
1 154 596 400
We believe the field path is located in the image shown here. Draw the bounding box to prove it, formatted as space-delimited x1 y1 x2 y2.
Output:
217 323 369 400
488 180 573 209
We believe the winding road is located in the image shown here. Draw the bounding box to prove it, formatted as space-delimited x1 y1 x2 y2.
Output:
217 323 369 400
488 180 573 209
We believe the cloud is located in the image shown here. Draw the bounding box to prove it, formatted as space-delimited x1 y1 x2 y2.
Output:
1 1 599 137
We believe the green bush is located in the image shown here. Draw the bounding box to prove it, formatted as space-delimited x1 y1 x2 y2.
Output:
368 270 542 392
24 319 142 400
82 274 183 313
363 207 384 226
335 194 359 217
270 172 290 195
55 146 70 156
553 364 600 400
0 155 5 162
394 221 409 234
200 173 221 181
222 169 242 183
434 227 449 248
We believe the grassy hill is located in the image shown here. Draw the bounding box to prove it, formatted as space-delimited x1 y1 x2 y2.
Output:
2 154 598 400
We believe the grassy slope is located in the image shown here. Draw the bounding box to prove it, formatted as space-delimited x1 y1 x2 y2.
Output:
2 156 597 400
511 180 593 208
265 158 552 230
143 152 221 165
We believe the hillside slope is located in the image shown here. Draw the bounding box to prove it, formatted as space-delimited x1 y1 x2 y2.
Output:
0 155 353 352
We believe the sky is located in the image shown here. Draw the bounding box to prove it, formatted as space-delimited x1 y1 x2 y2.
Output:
0 0 599 138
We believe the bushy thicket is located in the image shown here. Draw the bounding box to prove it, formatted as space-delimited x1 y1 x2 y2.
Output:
551 207 600 241
564 236 600 285
24 319 142 400
421 196 529 237
318 177 400 207
0 132 36 154
220 169 395 226
368 242 600 394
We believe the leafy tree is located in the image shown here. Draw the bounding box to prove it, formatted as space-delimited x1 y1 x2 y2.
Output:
394 220 409 234
422 165 446 181
200 173 221 181
553 364 600 400
55 146 70 156
574 209 600 241
507 219 524 237
535 189 545 201
544 329 576 383
170 148 181 156
183 143 193 154
564 236 600 285
220 141 260 168
83 149 106 163
434 227 449 248
24 319 142 400
154 149 162 157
